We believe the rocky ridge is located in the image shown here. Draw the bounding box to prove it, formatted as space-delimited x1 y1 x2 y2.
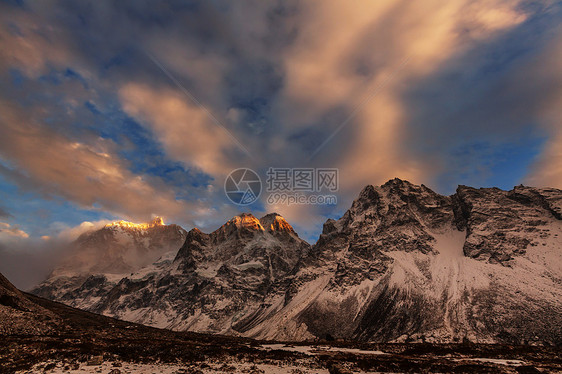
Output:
32 180 562 345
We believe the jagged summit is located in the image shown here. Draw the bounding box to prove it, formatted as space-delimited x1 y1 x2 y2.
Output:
211 213 265 242
104 216 166 230
259 213 297 235
46 211 310 332
300 180 562 343
175 212 307 263
382 177 415 187
225 213 264 231
209 212 300 242
190 213 296 237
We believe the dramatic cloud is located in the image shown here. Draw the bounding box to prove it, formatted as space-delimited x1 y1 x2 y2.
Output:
0 5 74 77
50 219 113 242
275 0 531 192
0 0 561 258
0 101 194 222
119 83 239 176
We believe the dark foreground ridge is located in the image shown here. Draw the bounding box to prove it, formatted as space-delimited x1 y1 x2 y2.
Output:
2 253 562 372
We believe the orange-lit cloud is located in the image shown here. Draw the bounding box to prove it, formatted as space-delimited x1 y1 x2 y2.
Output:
0 222 29 239
276 0 529 198
119 83 238 177
0 101 191 223
0 0 559 240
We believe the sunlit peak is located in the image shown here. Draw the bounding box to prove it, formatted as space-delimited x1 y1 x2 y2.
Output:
105 216 165 230
228 213 264 231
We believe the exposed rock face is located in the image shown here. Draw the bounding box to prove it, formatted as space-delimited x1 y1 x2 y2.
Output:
175 213 305 280
31 180 562 345
454 185 560 264
272 180 562 344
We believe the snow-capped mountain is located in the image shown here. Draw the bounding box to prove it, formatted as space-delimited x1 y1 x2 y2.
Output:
65 213 310 332
251 179 562 344
31 180 562 345
32 217 187 306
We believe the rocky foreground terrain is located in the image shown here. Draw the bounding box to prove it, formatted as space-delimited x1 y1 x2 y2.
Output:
33 179 562 345
2 271 562 373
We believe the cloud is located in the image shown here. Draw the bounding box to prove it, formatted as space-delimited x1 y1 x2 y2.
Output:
0 4 75 78
111 0 535 211
0 222 29 239
51 219 113 242
391 5 562 192
0 221 56 290
119 83 238 176
0 217 147 290
0 231 73 290
0 1 271 232
0 0 560 246
274 0 531 193
521 34 562 188
0 100 195 223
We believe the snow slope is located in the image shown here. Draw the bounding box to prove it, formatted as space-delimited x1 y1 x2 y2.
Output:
31 180 562 345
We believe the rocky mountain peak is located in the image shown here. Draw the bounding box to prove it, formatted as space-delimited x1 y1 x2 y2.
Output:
37 218 187 285
186 227 204 236
382 177 414 188
212 213 265 243
357 184 376 197
173 213 308 272
339 179 452 234
226 213 264 231
183 227 210 247
104 216 166 231
259 213 297 235
450 184 562 264
151 216 165 226
173 228 210 266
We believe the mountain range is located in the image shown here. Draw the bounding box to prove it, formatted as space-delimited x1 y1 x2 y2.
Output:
31 179 562 345
6 269 560 373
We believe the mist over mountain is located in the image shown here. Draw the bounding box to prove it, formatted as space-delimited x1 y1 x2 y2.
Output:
33 218 186 306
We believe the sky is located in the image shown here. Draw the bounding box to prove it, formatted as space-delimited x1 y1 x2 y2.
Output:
1 0 562 288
